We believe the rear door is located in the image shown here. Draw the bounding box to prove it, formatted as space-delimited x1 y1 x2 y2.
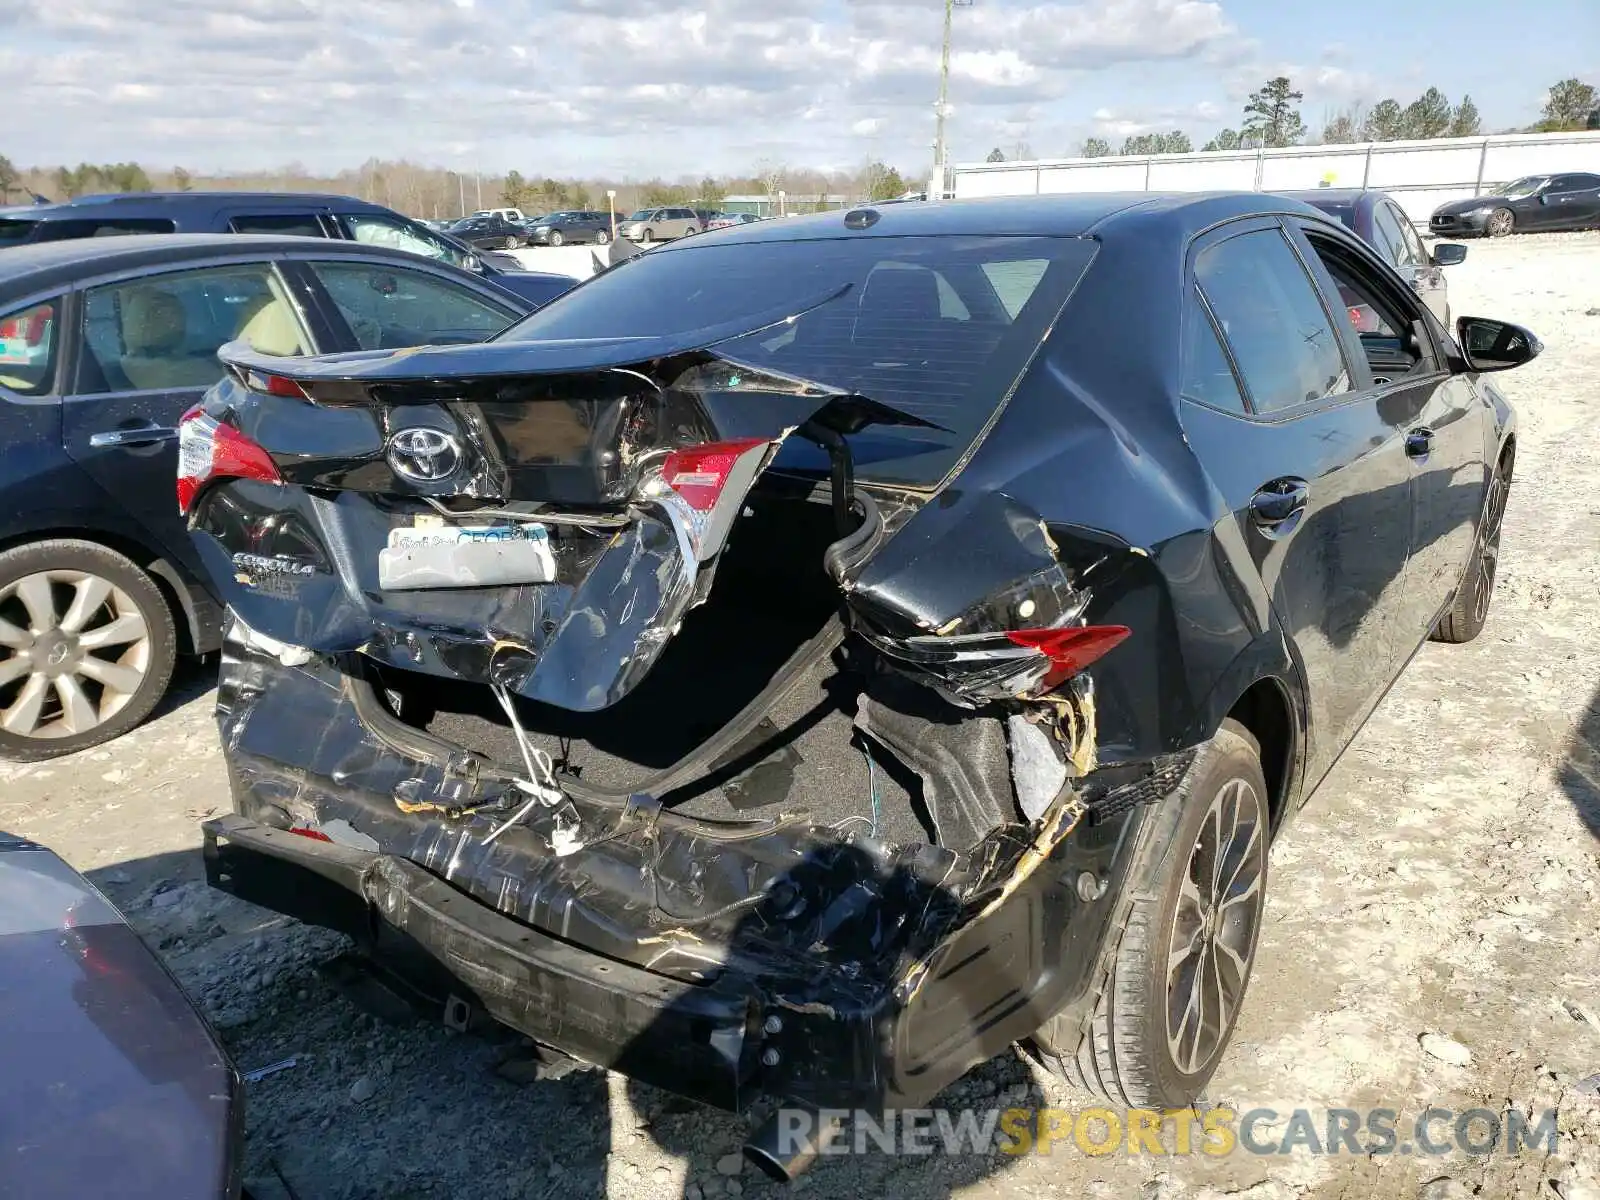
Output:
1291 219 1486 649
60 259 315 568
1178 218 1415 787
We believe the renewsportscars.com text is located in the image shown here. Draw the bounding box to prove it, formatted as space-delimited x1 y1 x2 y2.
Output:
773 1106 1560 1159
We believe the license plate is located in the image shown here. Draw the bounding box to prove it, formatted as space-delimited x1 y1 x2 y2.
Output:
379 522 556 590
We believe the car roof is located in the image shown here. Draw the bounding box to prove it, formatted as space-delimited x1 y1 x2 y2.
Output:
0 233 452 303
12 192 387 217
668 191 1336 248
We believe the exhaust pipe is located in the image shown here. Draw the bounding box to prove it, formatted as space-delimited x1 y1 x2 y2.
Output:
743 1102 849 1182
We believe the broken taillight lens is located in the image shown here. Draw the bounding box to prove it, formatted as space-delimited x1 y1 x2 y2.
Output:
661 439 769 511
856 622 1132 701
177 404 284 515
1005 625 1131 689
643 437 775 561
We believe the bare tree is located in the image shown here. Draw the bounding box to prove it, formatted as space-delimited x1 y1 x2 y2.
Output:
755 159 788 204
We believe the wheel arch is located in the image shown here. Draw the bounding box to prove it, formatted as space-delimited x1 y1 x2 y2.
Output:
1223 675 1298 833
0 524 219 656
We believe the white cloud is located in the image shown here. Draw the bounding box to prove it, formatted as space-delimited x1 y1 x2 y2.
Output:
6 0 1241 174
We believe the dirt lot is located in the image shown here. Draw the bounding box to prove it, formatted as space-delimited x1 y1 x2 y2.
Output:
4 232 1598 1200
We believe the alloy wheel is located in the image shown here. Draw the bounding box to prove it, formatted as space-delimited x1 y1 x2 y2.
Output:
1473 467 1508 624
1165 777 1266 1076
1487 209 1513 237
0 570 152 740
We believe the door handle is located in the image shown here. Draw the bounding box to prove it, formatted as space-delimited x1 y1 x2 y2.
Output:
88 425 178 448
1405 427 1435 459
1248 477 1309 536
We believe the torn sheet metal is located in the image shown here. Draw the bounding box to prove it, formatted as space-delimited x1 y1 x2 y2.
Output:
852 673 1010 852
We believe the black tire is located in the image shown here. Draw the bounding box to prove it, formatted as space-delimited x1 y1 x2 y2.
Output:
1486 208 1514 238
595 229 611 245
548 230 565 246
641 229 654 244
1037 719 1270 1107
501 237 518 250
1432 454 1510 644
0 539 178 761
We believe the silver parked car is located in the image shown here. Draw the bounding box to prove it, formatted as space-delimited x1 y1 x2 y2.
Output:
617 207 702 243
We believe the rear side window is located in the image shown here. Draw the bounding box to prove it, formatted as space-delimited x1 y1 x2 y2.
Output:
0 300 60 395
33 218 177 241
1195 229 1350 414
78 264 302 395
336 214 470 269
1181 290 1246 415
0 219 40 247
307 262 518 350
499 234 1097 486
230 213 329 237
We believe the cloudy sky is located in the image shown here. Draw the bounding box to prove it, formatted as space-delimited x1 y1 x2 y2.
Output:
3 0 1596 176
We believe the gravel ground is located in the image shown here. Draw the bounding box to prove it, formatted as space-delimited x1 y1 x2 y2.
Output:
4 233 1598 1200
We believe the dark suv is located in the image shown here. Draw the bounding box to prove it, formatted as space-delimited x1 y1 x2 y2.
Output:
0 193 575 307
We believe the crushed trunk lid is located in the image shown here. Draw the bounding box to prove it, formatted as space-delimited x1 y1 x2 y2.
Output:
186 312 938 713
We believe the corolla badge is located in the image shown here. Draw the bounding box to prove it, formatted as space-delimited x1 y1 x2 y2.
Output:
386 427 462 482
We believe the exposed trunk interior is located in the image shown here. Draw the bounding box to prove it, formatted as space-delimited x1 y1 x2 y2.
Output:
380 490 941 850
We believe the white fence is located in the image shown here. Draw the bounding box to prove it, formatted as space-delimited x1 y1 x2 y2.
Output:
952 131 1600 226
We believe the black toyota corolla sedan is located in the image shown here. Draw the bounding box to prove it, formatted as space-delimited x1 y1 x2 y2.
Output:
186 193 1531 1175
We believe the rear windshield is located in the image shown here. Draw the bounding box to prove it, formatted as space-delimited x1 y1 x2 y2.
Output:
1304 199 1355 230
0 219 40 247
497 234 1098 487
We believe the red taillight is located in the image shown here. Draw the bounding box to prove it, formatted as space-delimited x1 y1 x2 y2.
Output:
1005 625 1131 688
289 825 333 843
177 403 283 515
661 438 768 511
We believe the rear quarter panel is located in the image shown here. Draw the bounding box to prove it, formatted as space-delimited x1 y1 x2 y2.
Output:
851 220 1300 771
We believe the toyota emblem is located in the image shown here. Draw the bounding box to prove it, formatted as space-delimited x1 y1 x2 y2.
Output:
386 427 462 483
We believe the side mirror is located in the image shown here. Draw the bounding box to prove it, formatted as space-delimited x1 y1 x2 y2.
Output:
463 253 482 272
1455 316 1542 373
1538 193 1549 205
1431 243 1468 267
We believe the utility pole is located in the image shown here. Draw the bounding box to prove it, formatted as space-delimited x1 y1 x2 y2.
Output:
930 0 971 201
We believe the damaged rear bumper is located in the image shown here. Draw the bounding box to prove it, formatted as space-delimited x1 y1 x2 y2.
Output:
207 630 1168 1115
203 816 761 1109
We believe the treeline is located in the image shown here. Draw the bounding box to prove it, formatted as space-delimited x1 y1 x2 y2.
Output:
1042 75 1598 160
0 154 916 217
